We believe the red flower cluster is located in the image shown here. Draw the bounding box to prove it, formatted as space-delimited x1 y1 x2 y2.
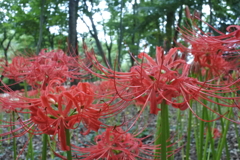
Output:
84 44 240 126
0 79 112 151
0 20 239 159
179 23 240 77
72 127 158 160
1 49 83 89
128 47 191 114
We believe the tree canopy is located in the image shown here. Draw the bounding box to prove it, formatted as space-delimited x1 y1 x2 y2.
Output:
0 0 239 66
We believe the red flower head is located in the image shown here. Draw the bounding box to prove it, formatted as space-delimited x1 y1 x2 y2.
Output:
212 128 222 139
83 45 240 123
92 80 116 97
128 47 191 114
72 127 159 160
205 127 222 139
2 49 84 89
179 23 240 77
0 79 109 151
82 45 192 114
28 79 109 150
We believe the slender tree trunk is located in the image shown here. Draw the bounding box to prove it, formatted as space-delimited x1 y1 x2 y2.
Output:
117 0 124 68
130 0 137 67
49 35 55 50
105 38 113 68
80 0 109 67
197 0 203 30
36 0 45 55
101 12 113 68
209 0 213 33
89 17 109 67
165 10 175 52
0 29 16 79
68 0 79 56
46 28 55 50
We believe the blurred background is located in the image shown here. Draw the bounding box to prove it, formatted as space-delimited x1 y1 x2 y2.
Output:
0 0 239 68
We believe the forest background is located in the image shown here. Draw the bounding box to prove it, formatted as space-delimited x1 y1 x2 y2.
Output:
1 0 240 71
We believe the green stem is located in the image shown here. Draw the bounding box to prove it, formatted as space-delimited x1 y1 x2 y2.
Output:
27 111 34 160
186 106 192 160
12 112 17 160
205 111 216 159
175 109 183 159
217 102 230 159
49 135 56 159
194 105 200 159
27 134 34 160
23 80 28 97
198 107 206 159
24 80 34 160
154 110 161 158
65 128 72 160
216 108 232 160
154 101 168 160
165 104 173 160
234 122 240 150
42 134 48 160
198 72 208 159
224 140 230 160
203 126 210 159
160 101 168 160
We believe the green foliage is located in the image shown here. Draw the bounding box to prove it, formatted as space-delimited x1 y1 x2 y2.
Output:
0 0 239 64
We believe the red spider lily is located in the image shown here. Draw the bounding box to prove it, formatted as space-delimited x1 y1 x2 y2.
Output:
1 49 84 89
29 80 111 150
0 79 112 151
0 94 27 112
71 127 161 160
205 127 222 139
83 45 240 124
212 128 222 139
0 82 33 112
91 80 119 99
113 47 198 115
0 77 129 145
128 47 191 114
82 46 191 114
179 23 240 77
131 47 239 122
0 94 33 142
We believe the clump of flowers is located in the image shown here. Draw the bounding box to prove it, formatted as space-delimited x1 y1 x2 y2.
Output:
72 127 159 160
179 9 240 78
0 79 115 149
84 45 239 123
0 10 239 160
1 49 84 89
29 79 109 150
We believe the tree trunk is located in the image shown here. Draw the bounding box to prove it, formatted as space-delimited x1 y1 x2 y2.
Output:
117 0 124 68
89 16 109 67
130 0 138 67
80 0 109 67
105 37 113 68
0 29 16 79
165 10 175 52
209 0 213 33
36 0 45 55
68 0 79 56
197 0 203 30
